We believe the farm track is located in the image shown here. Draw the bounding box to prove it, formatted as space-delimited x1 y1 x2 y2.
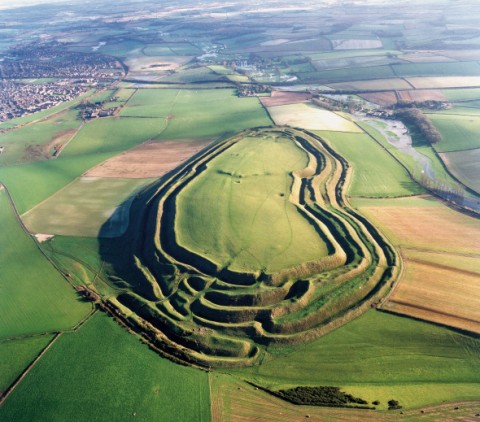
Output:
102 127 400 367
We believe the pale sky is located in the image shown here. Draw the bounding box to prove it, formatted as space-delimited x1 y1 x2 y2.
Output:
0 0 70 11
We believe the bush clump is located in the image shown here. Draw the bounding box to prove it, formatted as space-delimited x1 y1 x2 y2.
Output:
272 386 372 408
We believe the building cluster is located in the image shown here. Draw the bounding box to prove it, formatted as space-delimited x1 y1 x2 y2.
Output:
0 42 123 122
0 79 90 121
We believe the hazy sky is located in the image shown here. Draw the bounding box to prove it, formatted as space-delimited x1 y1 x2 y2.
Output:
0 0 70 10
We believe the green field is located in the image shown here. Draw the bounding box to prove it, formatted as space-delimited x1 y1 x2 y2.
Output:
393 61 480 77
440 148 480 193
159 67 222 84
121 89 271 138
0 189 91 339
0 109 83 166
428 113 480 152
22 177 153 237
143 43 201 56
0 335 54 393
317 131 423 197
1 117 165 213
176 135 329 273
442 87 480 101
0 313 211 422
231 310 480 409
297 65 396 83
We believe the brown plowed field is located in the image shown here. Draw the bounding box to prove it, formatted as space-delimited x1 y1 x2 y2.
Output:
84 139 212 178
359 91 397 106
383 254 480 334
260 91 312 107
397 89 447 102
359 196 480 333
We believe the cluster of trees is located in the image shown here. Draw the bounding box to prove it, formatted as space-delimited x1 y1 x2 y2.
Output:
236 83 271 97
395 100 447 110
394 107 442 144
271 386 372 409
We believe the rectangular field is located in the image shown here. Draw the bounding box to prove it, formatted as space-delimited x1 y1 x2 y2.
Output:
355 196 480 255
259 91 312 107
122 89 271 138
0 313 211 422
359 91 397 106
317 131 423 197
406 76 480 89
0 190 91 339
268 103 362 132
393 61 480 78
328 78 412 91
428 113 480 152
22 177 153 238
397 89 447 102
439 148 480 193
0 335 54 394
383 252 480 334
85 139 212 178
355 196 480 333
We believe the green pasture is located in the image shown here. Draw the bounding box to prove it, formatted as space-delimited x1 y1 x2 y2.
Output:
89 89 117 104
1 117 165 214
317 131 422 197
232 310 480 409
393 61 480 77
144 43 201 56
0 109 83 166
306 49 401 61
313 55 397 71
297 65 396 83
23 177 153 237
0 335 54 393
159 67 222 84
0 190 90 339
0 313 211 422
176 135 329 273
428 113 480 152
440 148 480 193
442 87 480 101
121 89 270 136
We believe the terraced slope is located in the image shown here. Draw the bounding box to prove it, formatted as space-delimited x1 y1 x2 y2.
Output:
104 127 399 367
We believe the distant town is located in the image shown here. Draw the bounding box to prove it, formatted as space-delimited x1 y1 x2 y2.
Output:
0 42 123 122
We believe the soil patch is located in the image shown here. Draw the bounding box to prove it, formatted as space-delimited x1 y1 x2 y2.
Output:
84 139 212 178
260 91 312 107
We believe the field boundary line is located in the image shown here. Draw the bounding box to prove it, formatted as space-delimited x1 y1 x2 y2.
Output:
0 332 61 406
53 121 85 159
